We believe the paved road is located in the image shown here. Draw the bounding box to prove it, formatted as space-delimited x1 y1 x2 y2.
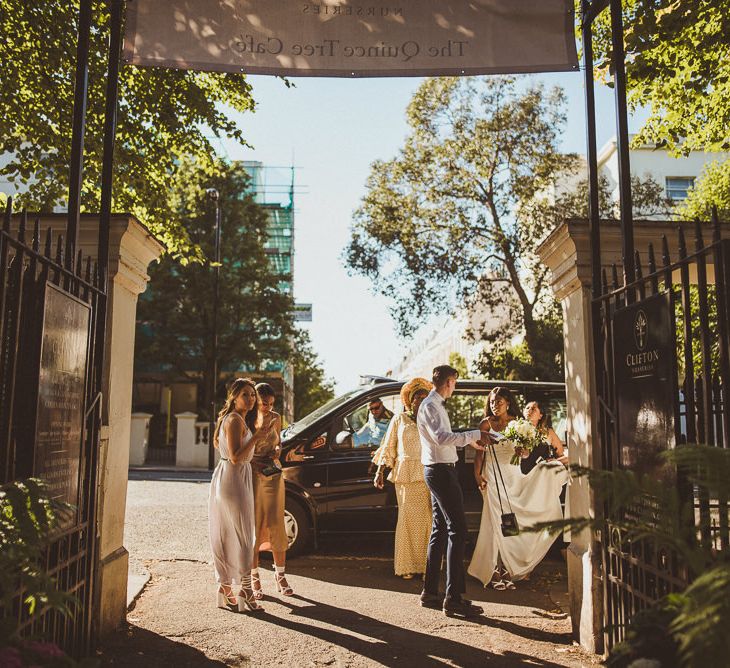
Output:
101 478 599 667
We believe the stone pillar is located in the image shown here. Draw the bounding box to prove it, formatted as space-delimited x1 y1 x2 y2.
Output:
129 413 152 467
91 217 164 636
538 221 603 653
175 412 206 468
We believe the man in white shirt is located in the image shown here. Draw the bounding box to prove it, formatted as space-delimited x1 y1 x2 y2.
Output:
417 364 491 618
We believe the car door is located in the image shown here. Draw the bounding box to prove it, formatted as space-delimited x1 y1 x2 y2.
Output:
281 430 329 513
320 397 397 532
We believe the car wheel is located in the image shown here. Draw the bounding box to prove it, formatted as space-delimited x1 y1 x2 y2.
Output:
284 497 311 558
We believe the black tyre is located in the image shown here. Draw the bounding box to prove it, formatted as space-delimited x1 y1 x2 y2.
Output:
284 497 312 558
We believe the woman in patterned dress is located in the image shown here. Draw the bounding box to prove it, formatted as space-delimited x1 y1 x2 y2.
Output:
373 377 433 578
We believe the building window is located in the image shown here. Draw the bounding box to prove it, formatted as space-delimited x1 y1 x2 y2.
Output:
666 177 695 202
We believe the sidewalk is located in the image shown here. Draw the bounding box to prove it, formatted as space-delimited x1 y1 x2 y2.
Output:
101 478 599 667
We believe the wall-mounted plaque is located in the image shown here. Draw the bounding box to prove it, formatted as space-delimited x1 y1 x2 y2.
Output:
612 291 676 476
34 283 91 527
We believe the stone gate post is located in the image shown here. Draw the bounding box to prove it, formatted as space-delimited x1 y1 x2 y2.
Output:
538 221 603 653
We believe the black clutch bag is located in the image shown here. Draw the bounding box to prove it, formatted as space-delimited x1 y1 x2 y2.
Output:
500 512 520 537
488 443 520 537
260 461 282 477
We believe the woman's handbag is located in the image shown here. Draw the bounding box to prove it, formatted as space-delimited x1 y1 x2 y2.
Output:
487 442 520 537
260 461 282 477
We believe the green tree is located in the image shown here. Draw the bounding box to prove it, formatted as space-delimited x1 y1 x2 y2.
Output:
291 329 335 421
535 446 730 667
346 77 672 382
134 159 294 416
591 0 730 157
0 0 256 257
676 160 730 223
346 77 579 380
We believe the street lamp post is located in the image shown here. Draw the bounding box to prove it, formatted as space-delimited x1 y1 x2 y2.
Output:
206 188 222 470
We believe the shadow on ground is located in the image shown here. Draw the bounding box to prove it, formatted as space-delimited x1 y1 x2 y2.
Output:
259 593 572 667
100 626 236 667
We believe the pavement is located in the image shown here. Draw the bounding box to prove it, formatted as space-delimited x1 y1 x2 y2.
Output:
99 477 600 667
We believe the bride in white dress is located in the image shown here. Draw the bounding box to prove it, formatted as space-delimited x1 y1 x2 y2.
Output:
468 387 568 590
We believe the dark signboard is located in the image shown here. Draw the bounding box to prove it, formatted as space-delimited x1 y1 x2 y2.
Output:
34 282 91 526
612 291 676 475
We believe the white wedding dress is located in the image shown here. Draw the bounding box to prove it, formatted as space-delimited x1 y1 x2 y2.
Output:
468 436 568 583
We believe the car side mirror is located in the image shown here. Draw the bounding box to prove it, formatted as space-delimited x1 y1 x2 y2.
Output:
335 430 352 445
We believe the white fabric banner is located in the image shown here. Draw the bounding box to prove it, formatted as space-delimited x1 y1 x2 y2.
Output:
123 0 578 77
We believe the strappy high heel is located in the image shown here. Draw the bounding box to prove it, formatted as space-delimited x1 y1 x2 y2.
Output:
251 570 264 600
502 572 516 590
490 568 506 591
237 586 264 613
217 586 238 612
275 572 294 596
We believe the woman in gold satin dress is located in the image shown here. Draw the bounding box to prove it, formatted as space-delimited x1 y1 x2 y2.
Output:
373 378 433 578
249 382 293 598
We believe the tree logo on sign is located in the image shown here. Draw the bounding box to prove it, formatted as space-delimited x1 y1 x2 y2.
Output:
634 310 648 351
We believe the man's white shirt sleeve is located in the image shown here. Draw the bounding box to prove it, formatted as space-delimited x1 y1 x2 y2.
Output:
420 400 480 449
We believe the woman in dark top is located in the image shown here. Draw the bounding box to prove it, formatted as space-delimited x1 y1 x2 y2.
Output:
518 400 566 474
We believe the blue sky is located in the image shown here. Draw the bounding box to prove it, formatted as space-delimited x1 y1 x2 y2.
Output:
218 72 641 391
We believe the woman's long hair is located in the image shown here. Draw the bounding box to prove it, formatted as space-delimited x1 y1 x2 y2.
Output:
484 386 521 420
213 377 256 448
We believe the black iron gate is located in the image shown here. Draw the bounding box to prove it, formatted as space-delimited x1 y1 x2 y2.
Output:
593 214 730 649
0 202 106 655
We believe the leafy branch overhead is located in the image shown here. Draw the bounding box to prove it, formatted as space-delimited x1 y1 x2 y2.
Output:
591 0 730 156
0 0 256 257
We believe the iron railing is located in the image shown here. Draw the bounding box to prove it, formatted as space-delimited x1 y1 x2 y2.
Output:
593 212 730 649
0 199 105 655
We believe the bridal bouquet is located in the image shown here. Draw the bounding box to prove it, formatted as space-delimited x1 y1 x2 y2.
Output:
503 418 541 465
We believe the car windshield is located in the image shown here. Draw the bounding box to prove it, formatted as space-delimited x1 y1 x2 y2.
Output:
283 387 368 436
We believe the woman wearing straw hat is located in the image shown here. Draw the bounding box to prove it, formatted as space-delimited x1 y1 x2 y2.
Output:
373 377 433 578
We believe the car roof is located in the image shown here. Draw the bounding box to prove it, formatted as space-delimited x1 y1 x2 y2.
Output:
360 378 565 394
282 377 565 442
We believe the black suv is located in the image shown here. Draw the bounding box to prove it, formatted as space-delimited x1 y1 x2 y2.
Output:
280 378 567 556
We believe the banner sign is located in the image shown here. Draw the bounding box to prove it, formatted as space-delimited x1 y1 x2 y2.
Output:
123 0 578 77
612 292 677 477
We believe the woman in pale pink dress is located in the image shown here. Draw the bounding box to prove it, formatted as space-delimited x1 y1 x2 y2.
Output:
209 378 276 613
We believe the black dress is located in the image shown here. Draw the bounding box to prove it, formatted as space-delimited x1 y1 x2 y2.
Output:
519 442 552 475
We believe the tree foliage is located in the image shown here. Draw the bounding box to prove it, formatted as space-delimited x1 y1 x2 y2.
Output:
676 160 730 223
134 159 294 416
346 77 672 381
591 0 730 157
0 479 74 643
0 0 256 257
346 77 579 378
291 329 336 421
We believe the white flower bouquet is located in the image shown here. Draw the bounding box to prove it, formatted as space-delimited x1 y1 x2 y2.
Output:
503 418 542 465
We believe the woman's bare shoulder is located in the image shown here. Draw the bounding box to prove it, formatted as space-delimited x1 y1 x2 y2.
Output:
479 416 492 429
